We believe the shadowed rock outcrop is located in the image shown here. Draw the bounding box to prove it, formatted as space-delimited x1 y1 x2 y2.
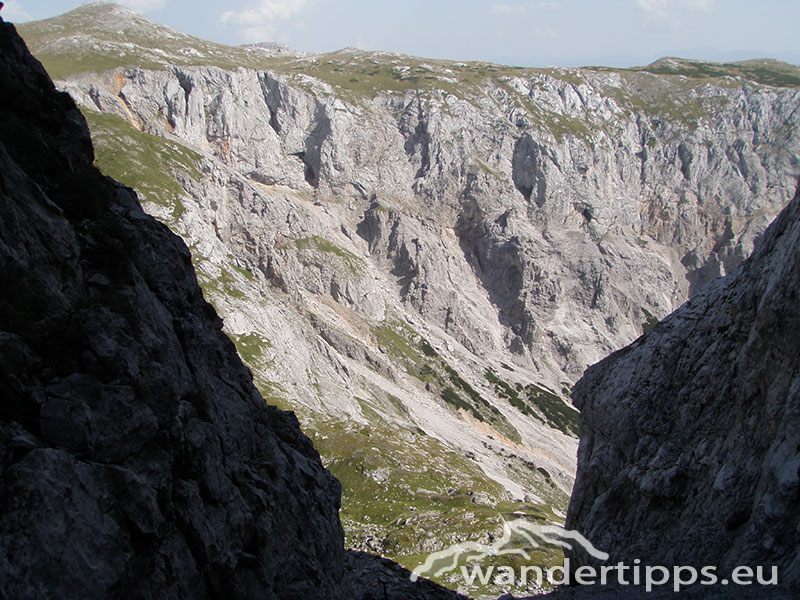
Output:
0 17 345 599
564 178 800 596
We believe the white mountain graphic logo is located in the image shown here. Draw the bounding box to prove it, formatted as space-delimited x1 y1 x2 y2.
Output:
410 519 608 582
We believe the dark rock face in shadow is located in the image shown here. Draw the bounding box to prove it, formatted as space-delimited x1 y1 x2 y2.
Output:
343 551 469 600
0 18 346 599
564 178 800 597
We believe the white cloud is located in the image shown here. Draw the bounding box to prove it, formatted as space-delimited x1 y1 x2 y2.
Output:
637 0 668 20
221 0 307 42
489 2 560 15
637 0 715 24
489 4 529 15
118 0 168 14
684 0 714 10
2 0 32 22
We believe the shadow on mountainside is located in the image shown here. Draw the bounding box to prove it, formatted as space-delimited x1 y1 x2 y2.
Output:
344 551 470 600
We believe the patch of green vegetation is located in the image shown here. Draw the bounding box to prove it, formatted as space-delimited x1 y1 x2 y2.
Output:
636 58 800 88
230 332 271 366
231 263 256 281
440 386 474 415
739 65 800 87
607 80 709 130
197 264 250 302
381 393 408 419
500 362 516 372
308 417 504 530
419 338 438 357
642 307 660 333
371 320 520 441
486 368 535 420
541 110 594 144
641 62 730 79
81 109 200 223
438 369 520 441
304 414 565 597
264 53 495 104
255 380 291 410
321 58 520 102
218 267 246 298
294 235 363 274
436 365 519 442
588 62 731 128
372 319 426 367
524 383 581 437
447 366 479 400
485 370 580 437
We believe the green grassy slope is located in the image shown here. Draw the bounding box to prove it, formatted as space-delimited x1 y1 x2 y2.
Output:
19 4 800 95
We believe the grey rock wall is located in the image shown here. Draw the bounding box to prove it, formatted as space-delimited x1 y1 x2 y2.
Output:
565 178 800 593
16 6 800 572
46 20 800 508
60 57 800 381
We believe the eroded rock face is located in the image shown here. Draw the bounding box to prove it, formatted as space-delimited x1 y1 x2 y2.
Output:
17 7 800 509
56 49 800 382
565 179 800 591
0 19 345 599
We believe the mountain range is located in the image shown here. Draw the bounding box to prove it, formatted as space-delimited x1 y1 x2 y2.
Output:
7 3 800 597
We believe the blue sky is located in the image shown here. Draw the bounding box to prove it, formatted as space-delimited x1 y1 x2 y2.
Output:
5 0 800 67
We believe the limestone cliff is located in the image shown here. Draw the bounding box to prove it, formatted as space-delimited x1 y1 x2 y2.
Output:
58 50 800 379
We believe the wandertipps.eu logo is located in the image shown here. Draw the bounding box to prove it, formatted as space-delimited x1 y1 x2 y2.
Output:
411 519 781 593
410 518 608 583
